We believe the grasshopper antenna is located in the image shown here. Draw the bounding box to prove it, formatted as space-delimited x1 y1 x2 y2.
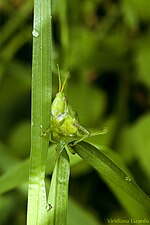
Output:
57 64 61 92
57 64 69 93
61 71 69 92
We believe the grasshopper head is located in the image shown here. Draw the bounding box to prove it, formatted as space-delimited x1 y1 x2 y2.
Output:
51 92 66 117
51 65 69 117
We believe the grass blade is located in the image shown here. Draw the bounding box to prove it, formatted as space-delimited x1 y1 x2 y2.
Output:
48 149 70 225
27 0 52 224
72 141 150 213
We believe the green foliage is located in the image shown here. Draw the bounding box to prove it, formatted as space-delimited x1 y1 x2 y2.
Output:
0 0 150 224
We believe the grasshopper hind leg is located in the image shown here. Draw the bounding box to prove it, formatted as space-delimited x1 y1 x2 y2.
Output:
71 123 90 146
72 124 108 146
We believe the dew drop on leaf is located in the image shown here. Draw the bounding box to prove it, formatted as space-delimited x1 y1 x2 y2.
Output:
125 176 132 182
46 203 52 211
32 29 39 37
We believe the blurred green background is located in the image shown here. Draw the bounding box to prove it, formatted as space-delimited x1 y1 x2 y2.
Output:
0 0 150 224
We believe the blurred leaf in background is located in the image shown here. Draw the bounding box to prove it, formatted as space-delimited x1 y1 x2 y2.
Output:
0 0 150 224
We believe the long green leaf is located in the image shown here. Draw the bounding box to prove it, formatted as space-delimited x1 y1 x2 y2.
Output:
47 149 70 225
27 0 52 224
72 141 150 213
97 146 150 218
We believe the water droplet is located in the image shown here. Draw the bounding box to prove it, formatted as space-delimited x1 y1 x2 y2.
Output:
40 124 43 128
125 176 132 182
31 121 34 126
46 203 52 211
32 29 39 37
58 178 65 185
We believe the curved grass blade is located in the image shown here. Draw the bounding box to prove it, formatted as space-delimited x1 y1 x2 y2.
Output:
72 141 150 212
98 146 150 218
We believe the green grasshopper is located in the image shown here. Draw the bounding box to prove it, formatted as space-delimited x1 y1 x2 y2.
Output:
45 65 107 156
